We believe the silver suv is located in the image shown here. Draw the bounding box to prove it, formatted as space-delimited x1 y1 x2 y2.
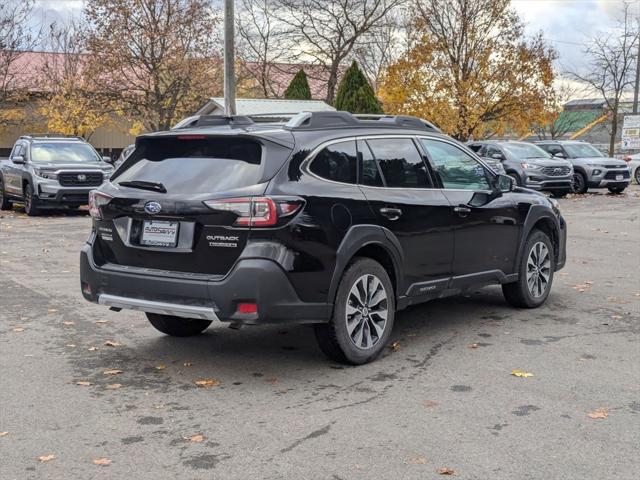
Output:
0 134 114 215
534 140 630 194
468 141 574 198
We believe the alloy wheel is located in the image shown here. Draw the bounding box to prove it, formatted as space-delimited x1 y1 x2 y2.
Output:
635 168 640 185
345 274 388 350
526 242 551 298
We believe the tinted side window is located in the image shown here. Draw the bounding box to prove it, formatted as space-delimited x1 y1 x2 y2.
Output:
310 140 357 184
544 144 564 156
367 138 430 188
11 143 24 158
421 139 492 191
358 140 383 187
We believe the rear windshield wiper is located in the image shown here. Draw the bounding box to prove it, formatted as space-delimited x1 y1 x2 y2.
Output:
118 180 167 193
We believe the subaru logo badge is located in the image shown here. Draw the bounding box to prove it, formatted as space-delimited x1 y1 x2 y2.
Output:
144 201 162 214
77 174 86 181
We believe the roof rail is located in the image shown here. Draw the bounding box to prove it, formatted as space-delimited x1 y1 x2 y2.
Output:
284 111 440 132
20 133 84 140
171 115 254 130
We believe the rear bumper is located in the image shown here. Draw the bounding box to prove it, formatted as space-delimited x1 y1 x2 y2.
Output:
80 244 332 325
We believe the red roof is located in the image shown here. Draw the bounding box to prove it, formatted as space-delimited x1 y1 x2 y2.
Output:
2 50 333 100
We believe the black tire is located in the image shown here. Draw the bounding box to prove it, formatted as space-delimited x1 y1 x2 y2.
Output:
634 167 640 185
23 183 39 216
502 229 555 309
607 186 625 194
571 171 588 194
550 190 569 198
0 176 11 211
146 313 211 337
507 172 521 187
314 257 395 365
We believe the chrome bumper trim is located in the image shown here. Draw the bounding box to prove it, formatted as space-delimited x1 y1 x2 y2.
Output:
98 294 218 321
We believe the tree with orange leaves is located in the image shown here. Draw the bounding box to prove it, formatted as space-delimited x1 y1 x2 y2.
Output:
379 0 556 141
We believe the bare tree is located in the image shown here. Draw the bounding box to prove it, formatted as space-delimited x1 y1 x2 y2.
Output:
0 1 39 130
569 2 639 155
352 6 408 91
533 82 584 140
84 0 222 132
278 0 403 104
236 0 293 98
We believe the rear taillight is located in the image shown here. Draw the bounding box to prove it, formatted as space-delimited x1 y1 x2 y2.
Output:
88 190 113 219
203 196 303 227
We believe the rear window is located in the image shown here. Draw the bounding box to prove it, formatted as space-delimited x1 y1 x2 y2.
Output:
309 140 357 184
113 136 263 194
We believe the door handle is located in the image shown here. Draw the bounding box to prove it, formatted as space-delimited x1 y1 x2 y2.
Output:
379 207 402 220
453 205 471 217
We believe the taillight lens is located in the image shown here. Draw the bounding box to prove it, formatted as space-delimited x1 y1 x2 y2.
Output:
88 190 113 219
203 196 302 227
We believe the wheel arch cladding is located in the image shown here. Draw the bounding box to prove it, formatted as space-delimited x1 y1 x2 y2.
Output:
520 206 560 266
328 225 404 305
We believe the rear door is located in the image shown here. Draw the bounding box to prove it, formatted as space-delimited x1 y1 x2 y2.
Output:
95 134 290 277
419 138 521 278
357 136 453 294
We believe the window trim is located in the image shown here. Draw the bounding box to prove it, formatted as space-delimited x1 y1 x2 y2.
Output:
418 137 497 193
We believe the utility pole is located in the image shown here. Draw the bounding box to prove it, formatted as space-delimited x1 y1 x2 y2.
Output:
224 0 236 116
633 38 640 114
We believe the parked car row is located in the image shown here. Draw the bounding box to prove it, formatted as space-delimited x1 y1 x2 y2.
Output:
468 139 632 196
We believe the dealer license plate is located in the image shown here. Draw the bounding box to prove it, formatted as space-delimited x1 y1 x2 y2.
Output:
140 220 179 247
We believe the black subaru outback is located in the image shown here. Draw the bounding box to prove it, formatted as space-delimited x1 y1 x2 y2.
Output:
80 112 566 364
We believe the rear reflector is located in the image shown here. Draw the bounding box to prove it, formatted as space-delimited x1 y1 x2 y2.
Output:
203 196 302 227
237 302 257 314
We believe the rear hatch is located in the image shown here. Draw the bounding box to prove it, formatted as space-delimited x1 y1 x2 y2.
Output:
92 133 292 277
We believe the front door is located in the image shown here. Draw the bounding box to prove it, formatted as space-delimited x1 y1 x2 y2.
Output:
5 142 25 195
419 138 521 281
357 137 453 296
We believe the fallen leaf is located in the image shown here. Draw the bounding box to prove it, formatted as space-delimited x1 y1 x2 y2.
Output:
184 434 205 443
38 454 55 462
407 456 427 465
76 381 92 386
88 346 98 351
587 407 609 419
95 320 108 324
12 327 25 332
105 383 122 390
610 315 622 320
92 458 111 466
423 400 438 408
511 370 534 378
195 378 220 388
156 364 166 370
438 467 455 475
62 321 74 326
104 340 120 347
183 362 193 367
66 344 76 348
390 341 401 351
0 431 8 437
103 369 123 376
468 343 479 349
47 309 58 313
265 377 278 386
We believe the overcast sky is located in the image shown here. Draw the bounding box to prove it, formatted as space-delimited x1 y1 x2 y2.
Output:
30 0 636 78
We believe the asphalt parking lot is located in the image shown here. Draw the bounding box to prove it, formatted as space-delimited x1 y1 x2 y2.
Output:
1 187 639 480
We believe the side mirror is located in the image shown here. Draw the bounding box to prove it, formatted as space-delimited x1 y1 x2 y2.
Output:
11 155 25 165
495 174 514 193
553 152 566 159
102 156 114 164
491 153 504 160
